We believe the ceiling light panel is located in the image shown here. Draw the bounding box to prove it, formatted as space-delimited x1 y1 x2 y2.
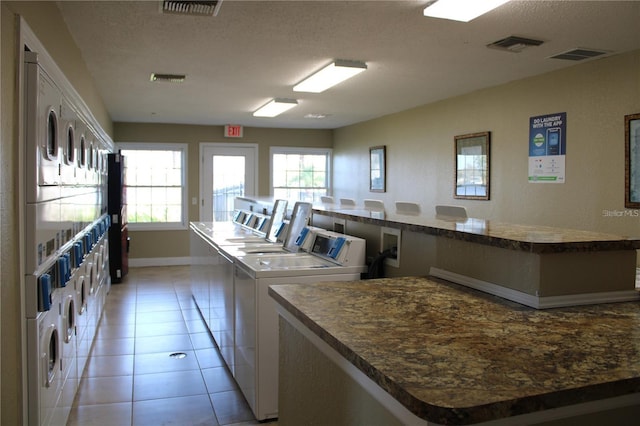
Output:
423 0 511 22
253 98 298 118
294 60 367 93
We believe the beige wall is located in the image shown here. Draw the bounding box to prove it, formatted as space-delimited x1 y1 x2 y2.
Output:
334 50 640 243
113 123 333 260
1 4 17 423
4 1 112 136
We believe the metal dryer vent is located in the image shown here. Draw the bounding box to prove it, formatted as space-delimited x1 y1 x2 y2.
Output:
161 0 223 17
487 35 544 53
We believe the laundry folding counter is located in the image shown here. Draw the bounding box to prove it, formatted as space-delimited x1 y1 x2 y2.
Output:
311 206 640 308
270 276 640 426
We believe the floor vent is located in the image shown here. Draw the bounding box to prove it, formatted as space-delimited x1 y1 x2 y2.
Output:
548 48 609 61
161 1 222 17
487 35 544 53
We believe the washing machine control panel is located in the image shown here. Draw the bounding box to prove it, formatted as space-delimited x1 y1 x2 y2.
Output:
299 228 366 267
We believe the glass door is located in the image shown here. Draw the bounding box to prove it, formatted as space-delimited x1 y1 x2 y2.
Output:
200 144 257 222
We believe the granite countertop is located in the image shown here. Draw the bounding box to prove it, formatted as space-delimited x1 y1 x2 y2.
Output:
269 276 640 425
312 206 640 253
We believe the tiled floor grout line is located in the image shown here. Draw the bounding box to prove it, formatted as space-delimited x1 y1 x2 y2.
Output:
67 266 264 426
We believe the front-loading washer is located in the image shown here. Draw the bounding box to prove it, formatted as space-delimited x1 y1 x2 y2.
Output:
56 251 76 389
59 97 78 189
74 272 90 379
55 261 78 426
24 51 62 204
25 260 63 426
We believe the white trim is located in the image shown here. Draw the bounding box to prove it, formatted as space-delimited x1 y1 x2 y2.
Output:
116 142 189 230
269 146 333 198
128 257 191 268
199 142 259 222
429 267 640 309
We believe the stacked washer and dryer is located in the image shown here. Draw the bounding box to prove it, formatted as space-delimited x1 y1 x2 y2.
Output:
23 50 113 426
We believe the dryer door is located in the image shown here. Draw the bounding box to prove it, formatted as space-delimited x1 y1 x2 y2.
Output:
41 322 59 388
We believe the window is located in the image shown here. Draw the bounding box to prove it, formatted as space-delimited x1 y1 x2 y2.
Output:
271 147 331 202
119 143 188 230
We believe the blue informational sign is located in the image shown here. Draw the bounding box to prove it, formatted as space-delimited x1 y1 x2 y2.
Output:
529 112 566 156
528 112 567 183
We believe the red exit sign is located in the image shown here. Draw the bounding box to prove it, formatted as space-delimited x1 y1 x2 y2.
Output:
224 125 243 138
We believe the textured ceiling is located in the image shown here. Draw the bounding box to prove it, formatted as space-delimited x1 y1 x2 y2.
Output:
56 0 640 129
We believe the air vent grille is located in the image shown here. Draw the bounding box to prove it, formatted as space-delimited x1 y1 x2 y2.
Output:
487 35 544 53
150 73 186 83
162 1 222 17
549 48 609 61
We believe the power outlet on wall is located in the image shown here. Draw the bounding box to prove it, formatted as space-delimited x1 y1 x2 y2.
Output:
381 227 401 268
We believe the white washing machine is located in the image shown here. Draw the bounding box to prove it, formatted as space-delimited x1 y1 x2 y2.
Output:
25 198 61 274
76 121 88 184
213 201 311 255
55 250 78 426
74 270 90 379
230 230 367 421
23 45 113 426
24 51 61 204
59 97 78 188
25 258 63 426
190 200 308 375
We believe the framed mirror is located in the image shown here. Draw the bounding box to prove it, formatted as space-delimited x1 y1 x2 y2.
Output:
455 132 490 200
370 146 386 192
625 113 640 208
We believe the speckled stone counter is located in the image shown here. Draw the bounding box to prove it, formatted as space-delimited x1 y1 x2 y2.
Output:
269 276 640 425
311 206 640 306
312 206 640 254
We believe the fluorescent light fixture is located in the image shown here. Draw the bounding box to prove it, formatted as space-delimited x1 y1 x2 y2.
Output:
253 98 298 117
423 0 510 22
293 60 367 93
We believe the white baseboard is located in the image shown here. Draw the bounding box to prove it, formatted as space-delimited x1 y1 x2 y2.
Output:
128 257 192 268
429 267 640 309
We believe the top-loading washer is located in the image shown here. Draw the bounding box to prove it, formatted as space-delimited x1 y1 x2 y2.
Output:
202 198 290 245
229 229 367 421
213 201 313 256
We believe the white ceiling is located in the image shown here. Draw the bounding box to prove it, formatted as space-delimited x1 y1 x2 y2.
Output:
56 0 640 130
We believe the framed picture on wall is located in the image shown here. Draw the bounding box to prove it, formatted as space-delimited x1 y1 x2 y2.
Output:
625 113 640 208
370 146 386 192
454 132 490 200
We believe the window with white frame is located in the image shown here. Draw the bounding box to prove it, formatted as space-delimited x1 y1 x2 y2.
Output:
271 147 331 202
118 143 187 230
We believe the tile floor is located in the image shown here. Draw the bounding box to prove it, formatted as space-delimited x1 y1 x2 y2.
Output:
67 265 273 426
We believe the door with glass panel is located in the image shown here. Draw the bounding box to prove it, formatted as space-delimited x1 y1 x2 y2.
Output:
200 144 257 222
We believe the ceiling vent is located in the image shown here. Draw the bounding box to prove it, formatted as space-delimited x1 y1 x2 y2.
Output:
548 48 609 61
161 1 222 17
487 35 544 53
150 73 186 83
